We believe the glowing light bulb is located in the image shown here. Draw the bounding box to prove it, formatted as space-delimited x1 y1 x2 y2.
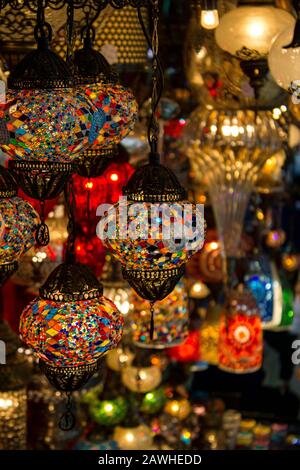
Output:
104 403 114 413
0 398 13 409
126 432 134 443
85 181 94 190
201 9 219 30
110 172 119 182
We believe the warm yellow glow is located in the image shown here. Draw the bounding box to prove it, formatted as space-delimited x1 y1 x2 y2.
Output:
125 432 134 443
0 398 13 409
246 20 265 38
256 209 264 221
201 10 219 30
190 281 210 299
110 172 119 182
209 241 219 251
171 401 180 413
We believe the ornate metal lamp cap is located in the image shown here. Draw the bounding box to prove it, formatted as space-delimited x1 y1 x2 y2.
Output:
123 162 187 203
39 262 103 302
74 43 117 86
0 166 18 198
8 36 73 90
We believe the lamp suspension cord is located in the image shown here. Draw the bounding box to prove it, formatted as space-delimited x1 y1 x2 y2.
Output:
138 0 164 164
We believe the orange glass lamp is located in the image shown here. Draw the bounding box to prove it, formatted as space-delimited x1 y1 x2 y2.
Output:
218 287 263 374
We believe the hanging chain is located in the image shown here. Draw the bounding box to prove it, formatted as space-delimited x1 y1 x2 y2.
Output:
66 0 75 63
59 391 76 431
64 178 77 263
149 0 160 153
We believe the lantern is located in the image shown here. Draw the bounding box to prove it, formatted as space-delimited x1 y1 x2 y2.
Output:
0 321 30 450
122 364 162 393
19 262 123 393
106 346 135 372
89 397 128 427
1 27 95 202
164 398 192 421
215 5 293 60
140 388 167 415
130 280 189 349
200 0 219 30
73 34 138 177
167 330 201 363
218 288 263 374
0 166 39 285
101 162 205 304
113 424 153 450
189 280 210 299
244 256 283 328
185 107 280 260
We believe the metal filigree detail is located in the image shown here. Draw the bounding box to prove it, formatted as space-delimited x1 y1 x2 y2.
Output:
39 261 103 301
75 146 116 178
0 166 18 198
235 46 264 61
0 261 18 286
122 265 185 301
9 160 73 200
123 163 187 202
39 359 101 391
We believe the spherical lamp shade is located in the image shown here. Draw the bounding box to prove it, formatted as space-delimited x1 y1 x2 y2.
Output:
19 262 123 391
0 166 40 283
140 388 167 415
1 89 94 163
218 289 263 374
121 365 162 393
215 6 294 60
130 280 189 349
106 346 134 372
113 424 153 450
268 23 300 92
164 398 192 421
167 330 201 363
101 163 205 302
89 397 128 427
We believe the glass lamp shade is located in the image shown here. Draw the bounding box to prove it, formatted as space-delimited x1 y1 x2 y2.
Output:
164 398 191 421
268 23 300 91
1 90 95 162
215 6 294 60
244 257 283 329
102 200 204 272
121 365 162 393
0 196 40 265
103 286 131 318
154 412 199 449
185 108 280 258
106 346 135 372
201 10 219 30
218 289 263 374
89 397 128 426
130 281 189 349
167 330 201 363
140 388 167 415
80 83 138 154
113 424 153 450
20 295 123 368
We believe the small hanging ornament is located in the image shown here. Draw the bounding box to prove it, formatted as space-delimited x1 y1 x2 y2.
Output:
0 166 40 286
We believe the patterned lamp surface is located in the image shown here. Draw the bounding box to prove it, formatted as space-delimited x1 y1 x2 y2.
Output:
1 89 94 163
0 167 40 276
218 288 263 374
102 163 205 301
130 280 189 349
19 262 123 391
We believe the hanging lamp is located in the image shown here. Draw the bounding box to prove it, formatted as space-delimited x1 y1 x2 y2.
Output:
73 6 138 178
1 1 95 245
102 1 205 338
0 166 40 286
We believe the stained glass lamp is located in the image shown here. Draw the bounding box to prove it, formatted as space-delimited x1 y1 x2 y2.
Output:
130 280 189 349
102 162 205 304
218 288 263 374
73 32 138 177
19 262 123 393
0 166 39 285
